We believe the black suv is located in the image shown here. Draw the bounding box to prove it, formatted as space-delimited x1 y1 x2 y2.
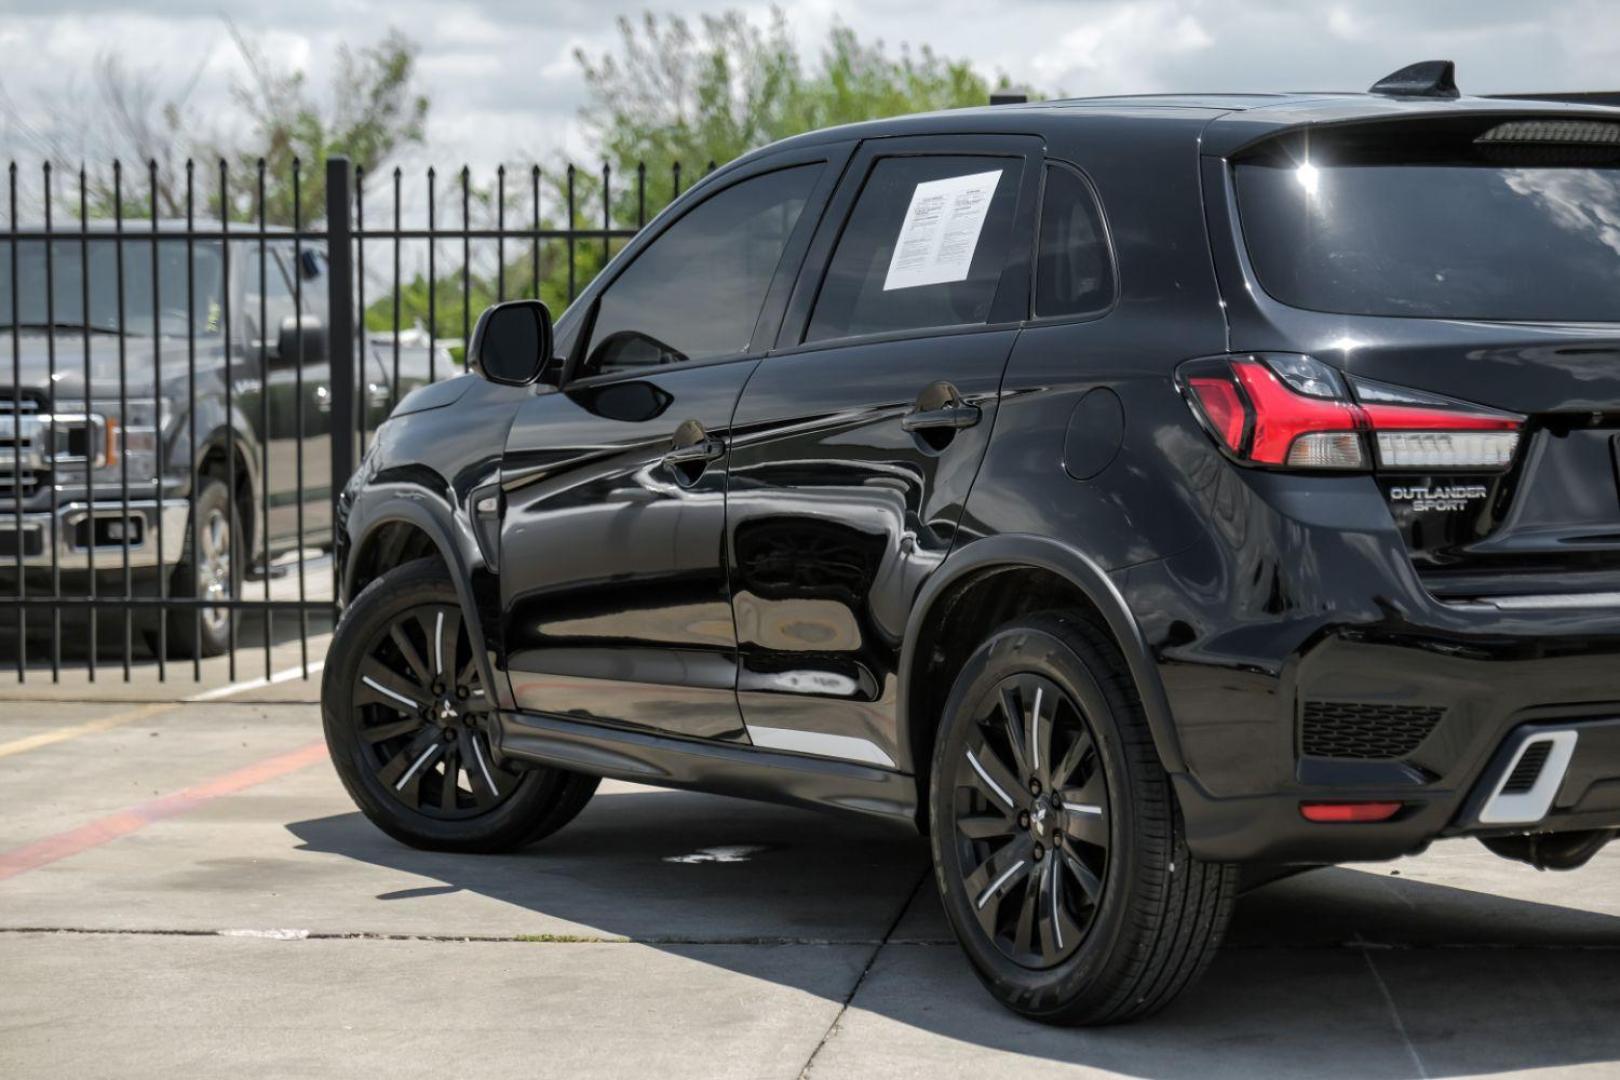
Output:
323 63 1620 1024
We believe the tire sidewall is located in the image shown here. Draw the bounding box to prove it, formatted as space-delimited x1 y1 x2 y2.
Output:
929 621 1147 1017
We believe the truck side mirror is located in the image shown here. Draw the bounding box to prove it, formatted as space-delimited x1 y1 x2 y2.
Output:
275 315 328 365
468 299 553 387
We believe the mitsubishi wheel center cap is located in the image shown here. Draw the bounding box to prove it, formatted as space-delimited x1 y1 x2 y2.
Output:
437 698 459 725
1030 801 1051 840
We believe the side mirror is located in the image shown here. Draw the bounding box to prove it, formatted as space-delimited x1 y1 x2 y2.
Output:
275 315 327 365
468 299 553 387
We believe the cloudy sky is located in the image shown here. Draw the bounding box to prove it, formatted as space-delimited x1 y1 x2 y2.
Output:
3 0 1619 176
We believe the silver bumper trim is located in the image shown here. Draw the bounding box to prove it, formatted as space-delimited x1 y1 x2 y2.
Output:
1477 730 1580 826
0 501 191 572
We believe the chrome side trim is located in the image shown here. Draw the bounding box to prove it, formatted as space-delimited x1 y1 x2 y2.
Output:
744 723 897 769
1450 592 1620 612
1477 730 1579 825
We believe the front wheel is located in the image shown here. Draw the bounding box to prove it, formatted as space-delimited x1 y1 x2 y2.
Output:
930 612 1237 1025
322 559 598 853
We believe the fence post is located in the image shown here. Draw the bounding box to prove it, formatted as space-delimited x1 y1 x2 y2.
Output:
326 156 356 524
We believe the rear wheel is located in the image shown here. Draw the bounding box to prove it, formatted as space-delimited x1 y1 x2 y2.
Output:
322 559 597 852
930 612 1237 1025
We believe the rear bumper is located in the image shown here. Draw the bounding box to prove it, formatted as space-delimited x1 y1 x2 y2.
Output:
0 500 190 571
1176 716 1620 863
1118 467 1620 864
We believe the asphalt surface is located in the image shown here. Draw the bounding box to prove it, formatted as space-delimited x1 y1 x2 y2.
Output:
0 675 1617 1079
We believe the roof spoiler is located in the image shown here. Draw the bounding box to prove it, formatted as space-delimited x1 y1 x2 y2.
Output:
1369 60 1459 99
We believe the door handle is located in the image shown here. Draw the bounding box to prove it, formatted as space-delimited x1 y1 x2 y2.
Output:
901 402 981 432
662 436 726 467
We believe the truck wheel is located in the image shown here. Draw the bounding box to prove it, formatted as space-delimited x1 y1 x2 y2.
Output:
929 611 1238 1025
322 559 598 853
143 474 241 659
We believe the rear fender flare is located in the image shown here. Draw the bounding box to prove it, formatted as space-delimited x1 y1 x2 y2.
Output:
898 534 1187 777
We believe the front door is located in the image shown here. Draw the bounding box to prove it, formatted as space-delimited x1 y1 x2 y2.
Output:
725 135 1042 769
498 151 841 740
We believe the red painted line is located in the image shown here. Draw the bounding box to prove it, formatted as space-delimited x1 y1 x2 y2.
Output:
0 740 330 883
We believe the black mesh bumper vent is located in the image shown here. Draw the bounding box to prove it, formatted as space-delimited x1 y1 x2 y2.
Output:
1300 701 1445 760
1502 740 1553 795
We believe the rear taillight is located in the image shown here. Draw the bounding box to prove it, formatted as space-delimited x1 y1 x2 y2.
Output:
1179 354 1523 471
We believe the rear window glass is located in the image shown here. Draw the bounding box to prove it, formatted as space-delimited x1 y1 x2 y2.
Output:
1235 123 1620 321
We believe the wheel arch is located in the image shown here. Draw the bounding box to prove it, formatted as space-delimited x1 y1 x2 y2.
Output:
341 485 502 704
899 535 1186 825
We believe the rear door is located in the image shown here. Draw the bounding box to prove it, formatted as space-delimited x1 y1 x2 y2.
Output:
725 134 1042 769
498 146 844 740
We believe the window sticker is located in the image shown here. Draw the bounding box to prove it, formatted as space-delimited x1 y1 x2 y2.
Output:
883 169 1003 291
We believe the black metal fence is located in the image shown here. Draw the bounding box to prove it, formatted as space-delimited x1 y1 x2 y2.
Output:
2 154 683 684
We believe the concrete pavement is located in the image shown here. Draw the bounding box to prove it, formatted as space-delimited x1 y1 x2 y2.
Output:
0 692 1616 1079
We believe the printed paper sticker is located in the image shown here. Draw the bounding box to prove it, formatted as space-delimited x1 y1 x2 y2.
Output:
883 169 1003 291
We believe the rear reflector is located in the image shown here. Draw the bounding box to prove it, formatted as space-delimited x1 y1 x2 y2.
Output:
1375 431 1520 469
1299 801 1404 823
1179 354 1524 472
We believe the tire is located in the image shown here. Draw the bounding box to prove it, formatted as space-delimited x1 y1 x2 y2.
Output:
929 611 1237 1025
322 558 598 853
144 473 241 659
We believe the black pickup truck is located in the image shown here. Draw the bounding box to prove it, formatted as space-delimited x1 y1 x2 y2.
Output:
1 224 452 656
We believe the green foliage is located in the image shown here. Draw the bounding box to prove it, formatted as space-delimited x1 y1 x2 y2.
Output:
368 8 1020 338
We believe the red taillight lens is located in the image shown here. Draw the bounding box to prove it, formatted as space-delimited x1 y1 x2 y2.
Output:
1180 355 1524 472
1299 801 1404 823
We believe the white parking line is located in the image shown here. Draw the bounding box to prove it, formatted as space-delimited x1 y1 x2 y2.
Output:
184 660 327 703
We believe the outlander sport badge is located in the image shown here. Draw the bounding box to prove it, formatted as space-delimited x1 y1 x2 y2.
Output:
1390 483 1488 513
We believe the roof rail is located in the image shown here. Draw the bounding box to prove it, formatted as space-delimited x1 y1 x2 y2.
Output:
1369 60 1459 99
989 89 1029 106
1486 91 1620 108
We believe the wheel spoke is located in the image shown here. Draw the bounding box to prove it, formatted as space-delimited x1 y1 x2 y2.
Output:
389 621 432 689
1060 846 1104 902
1041 856 1081 960
963 739 1022 812
458 654 481 694
435 607 462 682
963 836 1033 936
996 685 1030 778
1028 684 1054 782
376 728 439 793
468 731 502 805
438 746 460 812
358 658 426 714
957 810 1015 841
362 715 425 744
1050 725 1094 790
1012 869 1040 955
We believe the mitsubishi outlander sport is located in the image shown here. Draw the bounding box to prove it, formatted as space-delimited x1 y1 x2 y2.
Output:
322 62 1620 1024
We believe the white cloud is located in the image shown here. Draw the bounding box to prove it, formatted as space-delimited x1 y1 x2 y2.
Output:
4 0 1620 179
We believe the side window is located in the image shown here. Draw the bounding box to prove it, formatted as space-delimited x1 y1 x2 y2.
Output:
1035 165 1114 318
583 164 822 377
240 245 298 345
805 156 1022 343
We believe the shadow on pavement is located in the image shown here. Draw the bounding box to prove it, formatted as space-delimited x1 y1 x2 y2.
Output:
287 790 1620 1078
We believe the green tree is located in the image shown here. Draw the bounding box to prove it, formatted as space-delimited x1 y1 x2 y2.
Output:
4 23 428 226
371 9 1023 342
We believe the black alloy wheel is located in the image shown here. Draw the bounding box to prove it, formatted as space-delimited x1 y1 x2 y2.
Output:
351 600 518 819
930 613 1237 1025
951 672 1109 969
323 559 599 853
